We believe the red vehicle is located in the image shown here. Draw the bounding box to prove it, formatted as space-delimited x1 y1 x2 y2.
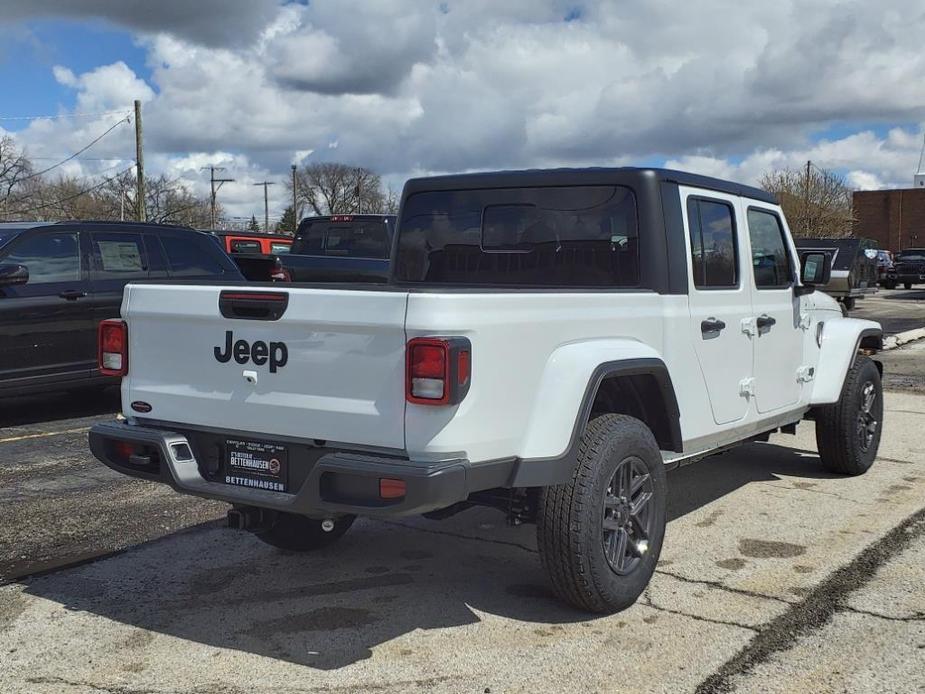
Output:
211 231 293 256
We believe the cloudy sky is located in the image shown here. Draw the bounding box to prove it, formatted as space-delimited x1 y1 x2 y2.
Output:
1 0 925 221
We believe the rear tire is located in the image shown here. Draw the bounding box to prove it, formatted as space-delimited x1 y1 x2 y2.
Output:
841 297 856 311
815 355 882 475
537 414 667 613
904 282 913 290
255 512 355 551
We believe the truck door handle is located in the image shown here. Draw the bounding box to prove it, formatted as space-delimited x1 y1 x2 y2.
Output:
58 290 87 301
756 314 777 330
701 318 726 334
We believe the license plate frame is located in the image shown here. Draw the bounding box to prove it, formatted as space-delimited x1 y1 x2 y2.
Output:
223 438 288 493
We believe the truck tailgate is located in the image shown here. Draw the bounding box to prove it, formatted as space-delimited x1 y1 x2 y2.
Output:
123 284 409 449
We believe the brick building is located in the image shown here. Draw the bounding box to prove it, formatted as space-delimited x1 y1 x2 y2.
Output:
853 188 925 251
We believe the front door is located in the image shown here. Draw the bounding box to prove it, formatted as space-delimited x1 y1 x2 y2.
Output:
682 188 754 425
743 205 803 413
0 230 94 387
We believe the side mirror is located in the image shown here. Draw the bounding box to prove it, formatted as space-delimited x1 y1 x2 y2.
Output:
0 264 28 287
795 252 831 296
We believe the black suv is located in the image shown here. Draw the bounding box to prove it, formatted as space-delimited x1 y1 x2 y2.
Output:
0 221 243 397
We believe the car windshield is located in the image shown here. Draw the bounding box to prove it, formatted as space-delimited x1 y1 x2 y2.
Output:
291 218 393 259
897 251 925 261
0 229 22 250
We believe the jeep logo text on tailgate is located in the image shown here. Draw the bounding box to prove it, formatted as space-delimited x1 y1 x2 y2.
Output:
214 331 288 372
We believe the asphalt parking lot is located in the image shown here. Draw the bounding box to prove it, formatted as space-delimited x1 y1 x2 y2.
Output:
1 289 923 694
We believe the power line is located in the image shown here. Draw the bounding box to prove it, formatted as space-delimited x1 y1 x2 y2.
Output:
4 166 135 217
0 109 131 122
18 117 131 183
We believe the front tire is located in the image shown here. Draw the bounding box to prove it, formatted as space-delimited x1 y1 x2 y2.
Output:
537 414 667 613
255 512 355 551
815 355 883 475
904 282 913 290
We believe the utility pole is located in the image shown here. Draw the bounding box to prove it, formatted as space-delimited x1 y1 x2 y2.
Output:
253 181 276 232
205 166 235 229
134 100 145 222
291 164 298 230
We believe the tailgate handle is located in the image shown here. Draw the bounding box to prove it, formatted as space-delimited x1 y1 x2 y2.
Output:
219 291 289 321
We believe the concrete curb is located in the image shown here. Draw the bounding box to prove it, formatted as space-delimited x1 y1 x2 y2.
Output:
882 327 925 351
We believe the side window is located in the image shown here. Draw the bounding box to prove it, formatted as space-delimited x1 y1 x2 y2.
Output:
687 198 738 288
160 234 228 277
90 232 148 280
3 232 81 284
230 239 262 254
747 209 793 289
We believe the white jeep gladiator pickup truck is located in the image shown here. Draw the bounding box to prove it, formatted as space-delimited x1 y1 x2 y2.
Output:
90 168 883 613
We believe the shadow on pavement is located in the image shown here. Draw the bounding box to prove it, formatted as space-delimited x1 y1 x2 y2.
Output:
20 441 834 670
0 387 119 429
667 441 836 521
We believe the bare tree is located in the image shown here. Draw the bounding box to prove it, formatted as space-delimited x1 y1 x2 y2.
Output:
759 164 855 238
291 162 391 216
0 136 35 218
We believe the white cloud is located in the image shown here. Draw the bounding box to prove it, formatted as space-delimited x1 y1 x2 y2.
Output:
6 0 925 219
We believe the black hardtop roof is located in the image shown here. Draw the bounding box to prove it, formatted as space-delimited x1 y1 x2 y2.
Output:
299 213 395 222
401 167 777 205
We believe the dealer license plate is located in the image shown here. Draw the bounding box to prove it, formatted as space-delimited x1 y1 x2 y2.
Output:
223 439 288 493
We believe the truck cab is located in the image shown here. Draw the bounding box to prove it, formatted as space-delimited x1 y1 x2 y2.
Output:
89 168 882 613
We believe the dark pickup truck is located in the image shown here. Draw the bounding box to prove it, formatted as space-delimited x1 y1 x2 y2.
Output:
892 248 925 289
794 237 879 309
280 214 395 282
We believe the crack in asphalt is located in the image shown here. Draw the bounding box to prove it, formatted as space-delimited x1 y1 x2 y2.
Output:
842 605 925 623
25 677 160 694
653 568 794 605
695 506 925 694
763 482 862 504
642 589 761 633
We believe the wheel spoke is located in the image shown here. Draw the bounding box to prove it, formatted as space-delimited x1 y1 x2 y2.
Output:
631 471 650 496
630 513 649 543
631 490 652 517
614 529 629 571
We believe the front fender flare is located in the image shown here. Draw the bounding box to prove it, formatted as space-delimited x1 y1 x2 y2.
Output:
810 319 882 405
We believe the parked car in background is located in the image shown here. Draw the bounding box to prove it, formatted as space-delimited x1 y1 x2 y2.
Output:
280 214 396 283
0 221 244 398
211 230 293 256
793 238 879 309
876 250 896 289
892 248 925 289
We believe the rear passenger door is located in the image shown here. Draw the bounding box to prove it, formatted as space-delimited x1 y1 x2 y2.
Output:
87 229 151 325
681 188 754 426
743 204 803 414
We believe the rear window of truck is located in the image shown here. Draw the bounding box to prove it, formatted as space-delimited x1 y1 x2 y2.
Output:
395 185 639 287
292 220 392 259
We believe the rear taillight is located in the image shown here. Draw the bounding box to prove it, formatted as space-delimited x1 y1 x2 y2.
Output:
98 319 128 377
406 337 471 405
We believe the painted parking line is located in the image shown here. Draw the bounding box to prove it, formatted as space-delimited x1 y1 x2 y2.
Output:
0 427 89 444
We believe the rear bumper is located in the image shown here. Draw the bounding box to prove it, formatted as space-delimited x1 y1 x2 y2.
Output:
88 421 513 518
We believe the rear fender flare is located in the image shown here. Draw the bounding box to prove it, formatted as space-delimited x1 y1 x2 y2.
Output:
513 340 681 487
